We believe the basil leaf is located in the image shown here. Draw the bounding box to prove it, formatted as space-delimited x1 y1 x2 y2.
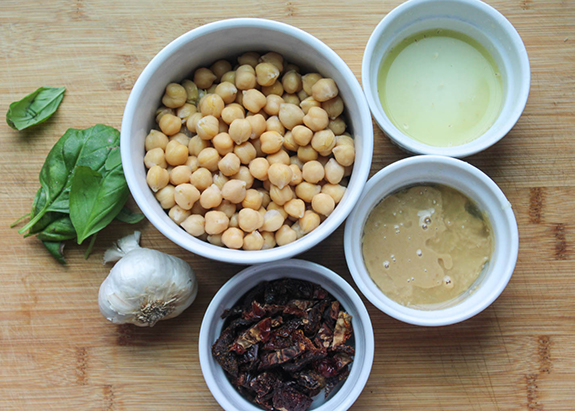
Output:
6 86 65 130
42 241 66 264
115 207 146 224
70 165 129 244
19 124 120 235
36 216 76 242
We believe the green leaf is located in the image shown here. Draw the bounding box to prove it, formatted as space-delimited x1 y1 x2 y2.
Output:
6 86 65 131
70 165 129 244
42 241 66 264
115 207 146 224
36 216 76 242
19 124 120 235
105 147 122 171
84 234 98 259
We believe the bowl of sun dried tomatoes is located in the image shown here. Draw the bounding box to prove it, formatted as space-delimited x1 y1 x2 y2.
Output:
199 259 374 411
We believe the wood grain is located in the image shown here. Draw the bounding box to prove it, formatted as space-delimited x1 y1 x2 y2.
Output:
1 0 575 409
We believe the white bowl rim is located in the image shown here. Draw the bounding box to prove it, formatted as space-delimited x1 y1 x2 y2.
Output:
121 18 373 264
198 258 375 411
344 155 519 326
361 0 531 158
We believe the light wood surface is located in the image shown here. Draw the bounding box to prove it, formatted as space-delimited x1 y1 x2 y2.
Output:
1 0 574 409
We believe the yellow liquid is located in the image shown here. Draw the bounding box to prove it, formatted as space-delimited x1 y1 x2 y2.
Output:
378 29 503 147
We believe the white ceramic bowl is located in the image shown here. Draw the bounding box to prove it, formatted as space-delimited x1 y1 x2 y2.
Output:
199 259 375 411
362 0 530 157
121 18 373 264
344 155 518 326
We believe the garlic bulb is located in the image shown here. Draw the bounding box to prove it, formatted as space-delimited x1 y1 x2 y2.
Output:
99 231 198 327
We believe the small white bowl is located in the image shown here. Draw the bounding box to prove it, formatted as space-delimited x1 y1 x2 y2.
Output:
199 259 374 411
362 0 530 157
344 155 518 326
121 18 373 264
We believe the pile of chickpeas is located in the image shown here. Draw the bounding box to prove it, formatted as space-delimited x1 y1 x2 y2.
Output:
144 51 355 250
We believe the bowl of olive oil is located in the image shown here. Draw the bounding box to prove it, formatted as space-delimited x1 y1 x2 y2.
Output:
362 0 530 157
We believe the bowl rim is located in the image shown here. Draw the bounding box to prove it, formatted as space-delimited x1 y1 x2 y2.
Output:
198 258 375 411
361 0 531 158
121 18 373 264
344 155 519 326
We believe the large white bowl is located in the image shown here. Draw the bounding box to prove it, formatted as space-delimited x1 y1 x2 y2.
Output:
121 18 373 264
344 155 519 326
362 0 530 157
199 259 375 411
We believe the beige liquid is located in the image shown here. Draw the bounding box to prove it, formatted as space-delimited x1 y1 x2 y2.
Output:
362 185 493 309
378 29 503 147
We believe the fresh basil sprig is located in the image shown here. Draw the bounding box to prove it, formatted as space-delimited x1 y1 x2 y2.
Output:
6 86 65 130
14 124 144 263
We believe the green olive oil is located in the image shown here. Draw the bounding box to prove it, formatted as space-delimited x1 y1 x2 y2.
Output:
378 29 503 147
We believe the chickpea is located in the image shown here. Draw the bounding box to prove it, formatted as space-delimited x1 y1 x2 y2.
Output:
282 70 302 94
260 131 284 154
186 112 203 133
194 67 217 89
181 79 199 104
186 155 200 172
162 83 187 108
262 231 276 249
262 80 284 96
170 165 192 185
218 119 229 133
170 132 190 146
255 62 280 87
284 198 305 219
267 149 290 165
295 182 321 202
328 117 346 135
156 106 175 124
336 134 355 146
221 227 244 249
299 210 321 233
241 89 266 114
300 96 321 114
218 152 241 176
290 221 305 239
177 103 197 122
200 184 223 209
302 73 322 95
290 155 304 169
291 125 313 146
252 137 265 157
267 201 287 219
229 212 239 228
214 82 237 105
212 132 234 156
210 59 232 81
297 145 319 162
246 114 267 139
232 141 256 165
204 210 230 235
259 188 271 208
270 184 293 206
159 113 182 136
231 166 254 188
278 103 305 130
235 64 257 90
311 78 339 102
200 94 225 118
264 94 284 116
145 130 169 151
165 140 189 166
311 129 336 156
312 193 335 216
275 225 297 246
235 90 244 106
221 71 236 84
207 234 224 246
282 93 300 105
243 231 264 250
197 147 220 172
324 158 345 184
297 89 309 101
302 161 325 184
228 118 252 145
169 205 191 225
215 200 236 218
155 185 176 209
249 157 269 181
321 96 344 119
288 164 303 186
283 131 299 151
212 172 229 190
260 52 283 72
196 115 219 140
238 52 260 68
190 167 213 191
260 209 284 232
144 147 167 169
188 135 209 156
221 103 245 125
181 214 205 237
191 201 208 216
268 163 293 189
266 116 285 135
238 208 264 232
240 188 262 210
174 183 200 210
222 179 247 204
333 144 355 167
303 106 329 132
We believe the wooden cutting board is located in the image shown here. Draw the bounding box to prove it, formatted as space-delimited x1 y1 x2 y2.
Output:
1 0 574 409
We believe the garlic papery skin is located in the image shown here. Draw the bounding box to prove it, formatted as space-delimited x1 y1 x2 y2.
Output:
98 231 198 327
